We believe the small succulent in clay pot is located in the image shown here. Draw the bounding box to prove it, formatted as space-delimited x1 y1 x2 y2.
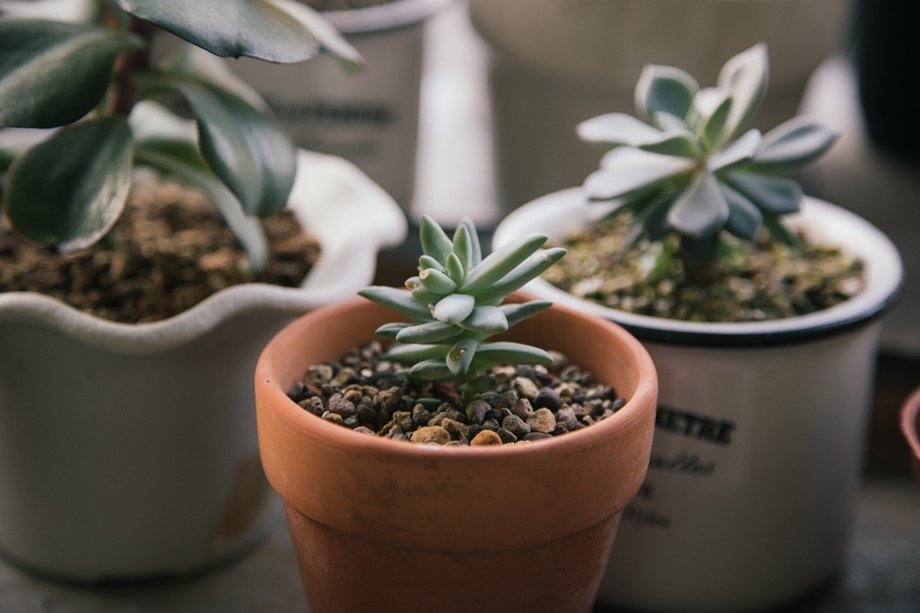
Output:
286 216 629 446
545 43 864 323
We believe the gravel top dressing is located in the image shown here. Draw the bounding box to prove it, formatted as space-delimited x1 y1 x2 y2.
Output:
287 340 625 446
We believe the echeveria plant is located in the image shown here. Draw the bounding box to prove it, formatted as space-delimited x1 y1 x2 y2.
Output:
0 0 360 270
360 216 565 399
577 44 838 276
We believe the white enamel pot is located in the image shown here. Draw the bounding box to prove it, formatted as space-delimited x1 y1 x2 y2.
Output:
493 188 902 612
0 148 406 581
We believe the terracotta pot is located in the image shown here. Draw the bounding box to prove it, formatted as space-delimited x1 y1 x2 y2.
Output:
901 387 920 486
255 297 657 612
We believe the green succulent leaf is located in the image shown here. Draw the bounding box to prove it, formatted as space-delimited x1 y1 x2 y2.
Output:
446 253 465 284
471 342 554 369
446 338 479 377
699 92 733 151
417 255 444 272
433 293 475 324
763 215 799 246
726 171 802 215
135 139 269 271
499 301 552 326
708 129 762 173
584 148 694 201
461 233 549 294
419 214 453 265
577 112 665 147
409 359 454 381
419 267 458 294
0 20 142 128
3 117 132 252
751 117 839 172
717 43 769 141
720 182 763 240
459 217 482 267
386 344 449 364
374 322 411 340
161 43 270 112
628 189 677 244
667 172 729 239
410 286 443 305
451 223 472 274
395 321 463 344
113 0 360 66
459 306 508 334
475 247 567 304
635 64 699 124
359 286 432 321
639 130 700 158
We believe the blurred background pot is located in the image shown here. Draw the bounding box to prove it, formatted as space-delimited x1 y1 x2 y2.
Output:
469 0 851 213
255 297 657 612
901 387 920 487
0 150 405 582
228 0 452 213
494 189 902 611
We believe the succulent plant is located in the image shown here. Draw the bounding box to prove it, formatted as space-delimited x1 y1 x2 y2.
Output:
0 0 361 270
577 43 838 271
360 216 565 397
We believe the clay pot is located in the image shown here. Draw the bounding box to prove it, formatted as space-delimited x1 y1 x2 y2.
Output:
254 297 657 612
901 387 920 486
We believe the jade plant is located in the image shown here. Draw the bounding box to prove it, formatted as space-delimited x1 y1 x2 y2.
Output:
576 43 838 280
0 0 361 270
360 216 565 399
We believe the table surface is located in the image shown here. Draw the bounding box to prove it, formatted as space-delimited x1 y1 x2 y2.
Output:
2 2 918 612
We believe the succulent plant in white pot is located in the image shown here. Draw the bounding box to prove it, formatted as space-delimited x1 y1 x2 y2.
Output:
0 0 405 581
493 44 902 612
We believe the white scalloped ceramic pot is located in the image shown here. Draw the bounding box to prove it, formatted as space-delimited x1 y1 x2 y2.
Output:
227 0 452 209
0 150 406 581
493 188 902 612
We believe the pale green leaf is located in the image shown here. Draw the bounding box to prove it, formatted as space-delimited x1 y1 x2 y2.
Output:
584 147 694 201
395 321 463 344
433 293 475 324
475 247 566 304
459 306 508 334
451 223 472 274
419 214 453 264
708 129 762 173
751 117 838 172
720 181 762 240
499 301 552 327
717 43 769 141
459 217 482 267
374 322 411 340
635 64 699 123
576 112 664 147
419 267 457 294
667 172 729 239
471 342 553 369
386 344 449 364
409 359 453 380
446 339 479 377
726 171 802 215
446 252 465 284
460 233 548 294
359 286 431 320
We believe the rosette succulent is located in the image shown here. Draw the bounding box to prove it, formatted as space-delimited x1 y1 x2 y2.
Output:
0 0 361 270
577 43 838 273
360 216 565 397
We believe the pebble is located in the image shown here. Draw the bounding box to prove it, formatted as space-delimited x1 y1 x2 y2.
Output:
501 414 531 439
411 426 450 445
470 430 503 446
298 396 324 416
497 428 518 444
524 432 553 442
411 404 431 426
327 394 356 418
527 408 556 434
353 426 376 436
509 398 534 420
512 376 540 400
321 412 344 426
534 387 562 412
465 399 489 424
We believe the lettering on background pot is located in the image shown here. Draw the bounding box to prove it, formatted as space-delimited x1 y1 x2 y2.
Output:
267 97 396 128
656 404 736 445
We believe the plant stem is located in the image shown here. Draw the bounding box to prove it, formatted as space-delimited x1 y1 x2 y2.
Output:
109 17 156 116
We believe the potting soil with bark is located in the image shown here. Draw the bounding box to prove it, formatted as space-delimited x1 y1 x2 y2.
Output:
287 341 625 446
0 180 320 323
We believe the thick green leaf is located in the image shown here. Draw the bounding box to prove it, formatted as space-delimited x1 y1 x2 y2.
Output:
386 344 449 364
751 117 838 172
0 19 141 128
577 112 664 147
584 148 694 201
409 359 454 381
461 233 548 295
419 215 453 265
639 130 700 158
445 252 465 284
419 267 457 294
3 117 132 251
359 286 432 321
717 43 769 141
433 293 475 325
699 92 733 151
471 342 553 369
446 338 479 377
628 189 678 244
475 247 566 304
151 74 296 217
635 64 699 123
374 322 411 340
459 306 508 334
459 217 482 267
135 140 269 271
113 0 361 66
667 172 729 239
708 129 762 173
162 43 269 112
395 321 463 344
725 171 802 215
720 182 763 240
451 223 472 275
499 301 552 327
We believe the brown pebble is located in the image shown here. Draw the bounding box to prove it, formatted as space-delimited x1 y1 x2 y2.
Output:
353 426 376 436
527 408 556 433
321 412 344 426
513 376 540 400
502 414 531 439
470 430 503 446
411 426 450 445
298 396 324 416
509 398 534 420
465 399 489 424
441 418 464 435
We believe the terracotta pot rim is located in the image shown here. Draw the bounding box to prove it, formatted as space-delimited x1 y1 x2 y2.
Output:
901 386 920 461
256 296 658 462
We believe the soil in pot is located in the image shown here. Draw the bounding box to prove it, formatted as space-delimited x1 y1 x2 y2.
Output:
0 179 320 324
543 214 865 323
286 340 626 446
